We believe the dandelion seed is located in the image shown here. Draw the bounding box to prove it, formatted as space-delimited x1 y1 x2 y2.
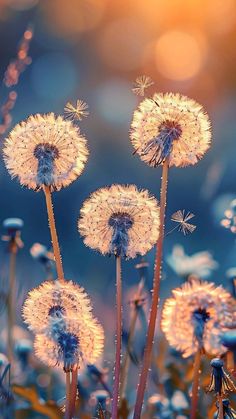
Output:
171 210 196 235
132 76 154 96
64 100 89 121
3 113 89 191
78 184 160 259
130 92 211 167
161 279 235 358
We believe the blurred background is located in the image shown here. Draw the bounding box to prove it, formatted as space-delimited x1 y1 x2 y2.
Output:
0 0 236 368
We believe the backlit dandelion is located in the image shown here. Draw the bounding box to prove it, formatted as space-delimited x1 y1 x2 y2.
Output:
79 184 160 419
3 113 89 191
131 93 212 418
170 210 196 235
162 280 235 419
23 280 93 334
34 317 104 372
161 279 234 358
132 76 154 97
130 92 211 168
64 100 89 121
78 184 160 259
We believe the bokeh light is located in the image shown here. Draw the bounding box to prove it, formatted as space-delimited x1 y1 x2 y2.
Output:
155 30 207 81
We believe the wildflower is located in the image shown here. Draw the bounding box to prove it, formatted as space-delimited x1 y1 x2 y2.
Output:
78 184 160 259
161 279 235 358
167 245 218 279
3 113 89 191
34 317 104 372
171 210 196 235
64 100 89 121
132 76 154 96
221 199 236 233
130 92 211 168
22 280 93 333
207 358 236 394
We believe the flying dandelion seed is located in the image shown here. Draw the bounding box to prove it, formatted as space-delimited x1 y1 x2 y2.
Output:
161 279 235 358
78 184 160 259
34 317 104 372
22 280 93 333
130 92 211 167
171 210 196 235
132 76 154 96
64 100 89 121
3 113 89 191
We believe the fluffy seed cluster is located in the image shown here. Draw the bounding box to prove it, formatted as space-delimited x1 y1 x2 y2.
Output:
23 280 104 371
130 92 211 168
161 279 235 358
78 184 160 259
3 113 89 191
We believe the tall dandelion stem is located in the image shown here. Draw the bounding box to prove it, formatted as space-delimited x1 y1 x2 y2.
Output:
69 367 78 418
133 158 169 419
190 347 202 419
7 241 17 363
44 185 64 282
112 255 122 419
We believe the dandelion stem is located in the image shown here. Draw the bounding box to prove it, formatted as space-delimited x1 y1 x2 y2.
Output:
120 280 144 402
69 367 78 418
190 347 202 419
218 394 224 419
112 255 122 419
44 185 64 282
133 158 169 419
7 241 17 363
65 371 71 419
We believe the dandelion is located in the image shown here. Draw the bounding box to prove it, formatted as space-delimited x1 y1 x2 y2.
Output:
34 318 104 372
130 92 211 168
78 184 160 419
78 184 160 259
3 113 89 192
207 358 236 419
130 93 212 418
4 113 89 282
167 245 218 279
161 279 235 419
170 210 196 235
214 399 236 419
221 199 236 233
132 76 154 97
64 100 89 121
22 280 93 334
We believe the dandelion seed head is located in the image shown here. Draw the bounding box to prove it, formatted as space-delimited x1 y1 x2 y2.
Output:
3 113 89 191
78 184 160 259
64 100 89 121
171 210 196 235
34 317 104 371
130 92 211 167
161 279 235 358
22 280 93 333
132 75 154 96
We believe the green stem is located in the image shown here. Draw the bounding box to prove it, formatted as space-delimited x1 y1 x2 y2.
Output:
190 348 202 419
111 256 122 419
133 159 169 419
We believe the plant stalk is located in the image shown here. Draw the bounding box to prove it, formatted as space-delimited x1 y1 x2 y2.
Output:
44 185 64 282
133 159 169 419
69 367 78 418
7 241 18 364
190 347 202 419
218 394 224 419
111 255 122 419
65 371 71 419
